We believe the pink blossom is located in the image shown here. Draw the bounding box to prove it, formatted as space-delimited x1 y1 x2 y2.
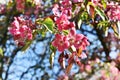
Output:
52 34 70 52
68 28 90 50
52 0 89 53
15 0 25 12
106 2 120 21
80 53 87 58
55 14 73 31
52 4 60 17
74 36 90 50
58 75 68 80
61 7 72 18
34 6 41 15
95 58 100 63
100 70 108 80
53 0 73 31
73 0 83 3
60 0 72 7
0 4 6 13
80 64 85 72
67 28 77 45
91 0 100 4
9 17 33 46
85 64 92 72
60 0 72 18
110 65 119 75
52 0 72 18
75 57 81 66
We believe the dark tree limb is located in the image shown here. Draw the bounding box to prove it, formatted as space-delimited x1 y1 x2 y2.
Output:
94 25 110 60
4 48 21 80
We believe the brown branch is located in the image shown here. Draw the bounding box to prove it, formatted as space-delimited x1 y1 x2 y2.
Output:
4 48 21 80
20 45 48 80
94 24 110 60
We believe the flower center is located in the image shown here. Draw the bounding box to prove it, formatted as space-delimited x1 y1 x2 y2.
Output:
59 40 63 46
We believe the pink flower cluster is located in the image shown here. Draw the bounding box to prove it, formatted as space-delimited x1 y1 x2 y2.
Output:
52 0 89 52
106 2 120 21
91 0 100 4
52 34 69 52
53 0 72 19
100 62 120 80
9 17 33 46
73 0 100 4
15 0 41 12
0 4 6 14
73 0 83 3
15 0 25 12
52 31 89 52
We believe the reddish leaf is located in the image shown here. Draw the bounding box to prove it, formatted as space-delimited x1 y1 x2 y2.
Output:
76 47 82 57
65 62 73 74
87 2 95 19
75 57 81 66
58 53 65 69
112 23 119 38
90 5 95 19
61 58 66 69
68 54 74 64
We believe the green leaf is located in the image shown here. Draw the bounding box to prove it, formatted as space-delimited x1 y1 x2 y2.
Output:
49 44 56 68
43 17 55 33
21 41 32 52
72 4 76 12
112 21 120 39
117 21 120 38
54 0 59 2
95 7 106 21
80 11 88 21
97 21 109 36
63 30 69 35
84 0 88 5
77 19 82 29
26 0 31 2
36 27 47 37
36 18 43 25
0 48 3 57
7 1 14 9
97 21 109 29
50 44 56 52
49 52 55 68
87 2 94 6
105 27 108 37
101 0 107 9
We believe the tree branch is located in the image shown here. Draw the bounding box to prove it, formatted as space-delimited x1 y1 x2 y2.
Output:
4 48 21 80
94 25 110 60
